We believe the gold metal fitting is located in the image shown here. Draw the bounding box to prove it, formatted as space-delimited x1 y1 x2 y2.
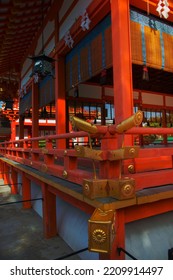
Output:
128 164 135 173
70 116 98 134
135 110 143 125
41 148 48 154
64 150 67 155
116 110 143 133
108 177 135 200
41 164 48 173
129 148 135 155
88 208 116 253
75 146 80 152
84 183 90 194
92 229 107 244
62 170 68 178
121 183 134 197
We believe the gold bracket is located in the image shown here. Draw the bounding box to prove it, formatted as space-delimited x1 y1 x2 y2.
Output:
108 146 139 161
83 179 108 199
108 177 135 200
83 177 136 200
40 164 48 173
75 145 103 161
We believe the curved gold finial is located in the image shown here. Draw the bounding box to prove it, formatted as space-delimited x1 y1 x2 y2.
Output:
116 110 143 133
70 116 98 134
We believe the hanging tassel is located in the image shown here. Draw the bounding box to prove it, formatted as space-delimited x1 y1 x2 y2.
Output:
142 65 149 81
100 68 107 85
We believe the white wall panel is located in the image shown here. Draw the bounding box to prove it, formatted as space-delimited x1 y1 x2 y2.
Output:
133 91 139 100
21 59 32 79
17 173 22 195
35 21 55 55
166 96 173 107
56 197 98 260
31 182 43 218
105 87 114 96
29 179 98 260
142 92 163 106
21 72 32 88
79 83 101 99
59 0 92 40
125 211 173 260
68 83 102 99
59 0 74 21
44 37 55 55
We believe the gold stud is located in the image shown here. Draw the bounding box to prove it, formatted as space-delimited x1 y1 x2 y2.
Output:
62 170 68 178
128 164 135 173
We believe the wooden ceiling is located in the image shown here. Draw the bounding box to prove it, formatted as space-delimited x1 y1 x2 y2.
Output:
0 0 52 100
0 0 173 101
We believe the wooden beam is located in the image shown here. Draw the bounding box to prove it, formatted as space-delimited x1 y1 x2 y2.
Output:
125 198 173 223
47 185 94 215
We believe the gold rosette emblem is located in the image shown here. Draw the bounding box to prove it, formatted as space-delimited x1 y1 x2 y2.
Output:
92 229 107 243
121 183 134 197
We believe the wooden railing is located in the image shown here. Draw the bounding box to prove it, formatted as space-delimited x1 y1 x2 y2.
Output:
1 112 173 197
0 131 93 185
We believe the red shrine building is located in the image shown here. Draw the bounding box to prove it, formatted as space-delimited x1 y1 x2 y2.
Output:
1 0 173 260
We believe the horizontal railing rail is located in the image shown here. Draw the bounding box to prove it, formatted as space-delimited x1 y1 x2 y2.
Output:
1 113 173 193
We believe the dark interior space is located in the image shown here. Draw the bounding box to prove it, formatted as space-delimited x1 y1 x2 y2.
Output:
87 64 173 95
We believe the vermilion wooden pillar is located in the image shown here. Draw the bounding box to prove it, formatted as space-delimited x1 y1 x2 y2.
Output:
22 172 32 209
99 0 133 260
19 115 24 141
42 182 57 238
3 163 10 185
55 18 66 149
0 160 3 179
11 167 18 194
32 80 39 145
111 0 133 147
100 135 120 179
10 120 16 141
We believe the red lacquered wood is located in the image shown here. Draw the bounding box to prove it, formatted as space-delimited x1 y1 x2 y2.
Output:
11 167 18 194
125 198 173 223
42 182 57 238
22 172 32 209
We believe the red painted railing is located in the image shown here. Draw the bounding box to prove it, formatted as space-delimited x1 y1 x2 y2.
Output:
1 124 173 192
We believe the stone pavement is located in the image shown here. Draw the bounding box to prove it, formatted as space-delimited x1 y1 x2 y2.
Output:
0 180 80 260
